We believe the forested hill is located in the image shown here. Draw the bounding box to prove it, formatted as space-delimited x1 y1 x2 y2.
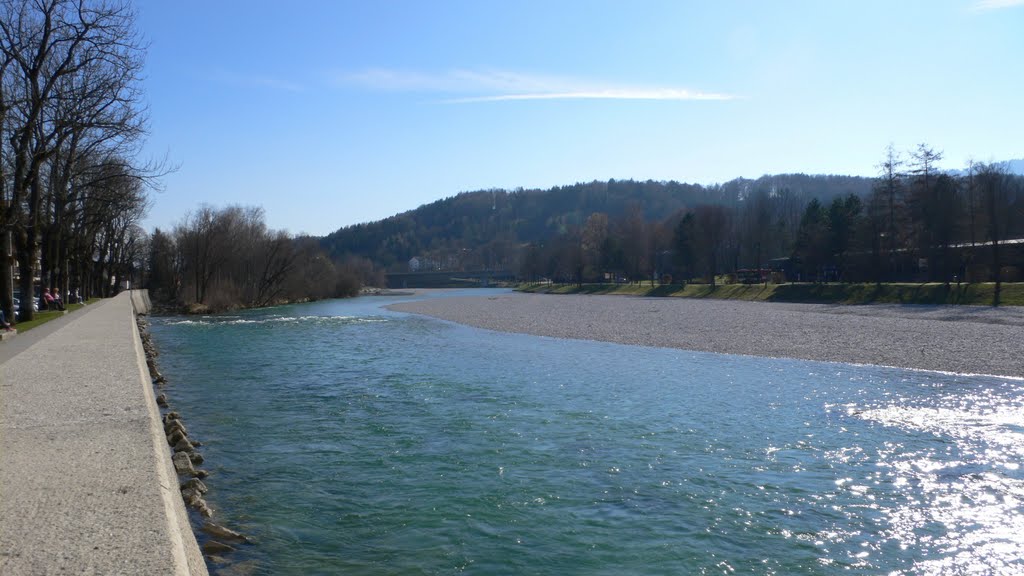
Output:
322 174 872 271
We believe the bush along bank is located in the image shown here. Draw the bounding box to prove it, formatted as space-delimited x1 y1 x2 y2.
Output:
149 290 353 316
136 314 255 572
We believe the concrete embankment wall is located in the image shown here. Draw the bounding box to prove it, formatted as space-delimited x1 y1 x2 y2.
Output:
0 291 207 575
130 288 153 315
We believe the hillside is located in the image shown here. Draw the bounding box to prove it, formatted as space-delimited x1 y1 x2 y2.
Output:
322 174 873 271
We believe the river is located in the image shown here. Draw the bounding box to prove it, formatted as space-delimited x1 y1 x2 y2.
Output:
148 289 1024 575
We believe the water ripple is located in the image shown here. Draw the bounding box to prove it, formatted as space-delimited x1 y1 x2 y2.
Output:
149 293 1024 575
164 314 388 327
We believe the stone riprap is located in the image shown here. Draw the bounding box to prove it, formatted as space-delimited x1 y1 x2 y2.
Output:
0 292 207 575
390 292 1024 378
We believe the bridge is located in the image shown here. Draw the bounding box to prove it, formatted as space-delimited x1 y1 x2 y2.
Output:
385 270 517 289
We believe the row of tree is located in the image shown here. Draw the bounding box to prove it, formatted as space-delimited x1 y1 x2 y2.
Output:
146 205 381 311
523 147 1022 300
0 1 377 319
1 0 155 322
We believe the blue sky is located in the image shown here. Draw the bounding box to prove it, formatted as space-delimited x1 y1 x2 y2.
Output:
136 0 1024 236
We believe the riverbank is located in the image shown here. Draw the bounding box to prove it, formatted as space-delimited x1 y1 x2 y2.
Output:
518 281 1024 306
156 291 377 316
0 291 207 575
390 292 1024 378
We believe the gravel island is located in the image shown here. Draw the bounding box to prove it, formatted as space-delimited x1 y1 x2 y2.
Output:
390 292 1024 378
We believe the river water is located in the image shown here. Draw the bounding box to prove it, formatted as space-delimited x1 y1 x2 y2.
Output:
148 290 1024 575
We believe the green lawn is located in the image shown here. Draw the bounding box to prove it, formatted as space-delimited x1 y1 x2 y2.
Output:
12 298 102 333
517 282 1024 306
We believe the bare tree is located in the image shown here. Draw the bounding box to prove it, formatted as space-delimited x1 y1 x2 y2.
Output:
861 183 889 286
976 163 1014 305
620 205 650 283
175 206 230 305
929 174 961 286
741 188 772 281
907 143 945 280
875 144 905 280
0 0 147 320
694 204 731 287
581 212 608 282
672 211 696 283
152 204 356 310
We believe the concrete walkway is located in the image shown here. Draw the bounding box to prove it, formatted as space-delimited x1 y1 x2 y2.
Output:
0 292 206 575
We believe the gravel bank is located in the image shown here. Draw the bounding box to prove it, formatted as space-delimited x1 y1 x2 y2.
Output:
390 293 1024 378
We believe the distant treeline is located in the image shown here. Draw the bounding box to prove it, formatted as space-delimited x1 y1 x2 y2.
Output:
527 148 1023 292
322 173 873 270
147 205 384 311
324 146 1024 301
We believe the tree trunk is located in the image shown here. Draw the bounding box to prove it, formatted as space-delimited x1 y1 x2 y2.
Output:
17 254 34 321
1 231 13 323
992 241 1001 306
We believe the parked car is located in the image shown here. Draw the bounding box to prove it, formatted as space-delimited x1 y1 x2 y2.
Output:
11 295 40 320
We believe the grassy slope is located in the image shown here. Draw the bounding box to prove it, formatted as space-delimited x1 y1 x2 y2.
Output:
517 282 1024 306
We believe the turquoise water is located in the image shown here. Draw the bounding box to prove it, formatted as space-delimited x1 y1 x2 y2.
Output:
149 290 1024 575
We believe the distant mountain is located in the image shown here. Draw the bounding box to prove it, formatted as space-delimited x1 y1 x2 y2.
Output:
946 159 1024 177
321 174 873 271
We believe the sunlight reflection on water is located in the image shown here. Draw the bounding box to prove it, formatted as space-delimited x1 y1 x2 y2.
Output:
150 293 1024 575
856 395 1024 575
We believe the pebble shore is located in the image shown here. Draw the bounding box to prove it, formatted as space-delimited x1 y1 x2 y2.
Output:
390 292 1024 378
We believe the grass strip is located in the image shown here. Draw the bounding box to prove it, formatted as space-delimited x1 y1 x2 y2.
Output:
516 282 1024 306
12 298 103 333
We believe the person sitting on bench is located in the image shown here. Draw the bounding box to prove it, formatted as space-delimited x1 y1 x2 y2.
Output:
52 290 65 311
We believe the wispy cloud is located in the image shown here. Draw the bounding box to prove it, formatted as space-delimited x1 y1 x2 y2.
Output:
971 0 1024 11
338 68 735 103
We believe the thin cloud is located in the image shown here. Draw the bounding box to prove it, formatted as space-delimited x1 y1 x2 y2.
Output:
971 0 1024 10
338 68 735 103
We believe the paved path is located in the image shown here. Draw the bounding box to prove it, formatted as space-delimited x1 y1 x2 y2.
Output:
0 292 206 575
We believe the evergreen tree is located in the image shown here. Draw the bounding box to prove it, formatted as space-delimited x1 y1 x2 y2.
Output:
793 199 829 281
